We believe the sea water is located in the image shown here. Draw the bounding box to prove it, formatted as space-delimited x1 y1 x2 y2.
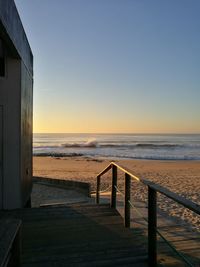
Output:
33 133 200 160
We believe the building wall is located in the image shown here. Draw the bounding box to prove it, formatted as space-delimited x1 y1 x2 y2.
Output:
0 56 22 209
0 106 2 208
21 62 33 206
0 0 33 209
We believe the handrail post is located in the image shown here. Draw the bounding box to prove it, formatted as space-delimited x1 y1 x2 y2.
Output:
148 186 157 267
124 173 131 228
96 175 100 204
111 165 117 208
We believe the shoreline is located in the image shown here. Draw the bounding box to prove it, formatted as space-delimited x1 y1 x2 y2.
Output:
33 154 200 161
33 156 200 231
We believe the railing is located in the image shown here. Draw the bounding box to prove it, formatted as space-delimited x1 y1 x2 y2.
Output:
96 162 200 267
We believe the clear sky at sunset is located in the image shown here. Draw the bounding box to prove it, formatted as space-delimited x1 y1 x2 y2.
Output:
15 0 200 133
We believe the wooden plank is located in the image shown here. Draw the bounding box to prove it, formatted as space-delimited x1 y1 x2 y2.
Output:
5 202 200 267
6 204 148 267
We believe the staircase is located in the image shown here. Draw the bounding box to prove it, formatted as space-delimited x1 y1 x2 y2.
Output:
12 203 148 266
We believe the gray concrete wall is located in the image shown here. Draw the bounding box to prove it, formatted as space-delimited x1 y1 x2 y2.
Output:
0 54 33 209
0 0 33 209
0 57 21 209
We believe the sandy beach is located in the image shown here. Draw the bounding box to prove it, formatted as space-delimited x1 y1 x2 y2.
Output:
33 156 200 231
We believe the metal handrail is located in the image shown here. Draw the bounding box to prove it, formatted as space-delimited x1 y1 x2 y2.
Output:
97 162 200 215
114 185 194 267
97 162 140 181
96 162 200 267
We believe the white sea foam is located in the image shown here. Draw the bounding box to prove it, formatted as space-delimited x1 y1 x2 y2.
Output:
33 133 200 160
62 138 98 148
83 138 98 147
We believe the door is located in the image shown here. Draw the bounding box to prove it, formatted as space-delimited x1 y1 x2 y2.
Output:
0 106 2 208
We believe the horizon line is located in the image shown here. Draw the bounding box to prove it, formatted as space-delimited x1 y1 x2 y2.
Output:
33 132 200 135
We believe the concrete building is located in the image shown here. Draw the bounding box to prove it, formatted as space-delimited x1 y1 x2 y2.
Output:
0 0 33 209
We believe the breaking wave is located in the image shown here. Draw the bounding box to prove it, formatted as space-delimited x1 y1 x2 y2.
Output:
62 138 98 148
33 133 200 160
34 143 200 150
61 142 199 149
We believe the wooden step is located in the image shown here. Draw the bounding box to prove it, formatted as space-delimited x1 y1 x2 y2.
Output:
6 204 148 266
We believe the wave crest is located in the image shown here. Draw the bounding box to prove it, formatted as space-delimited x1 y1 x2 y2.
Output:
62 138 98 148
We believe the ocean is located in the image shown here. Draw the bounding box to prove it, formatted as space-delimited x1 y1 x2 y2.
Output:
33 133 200 160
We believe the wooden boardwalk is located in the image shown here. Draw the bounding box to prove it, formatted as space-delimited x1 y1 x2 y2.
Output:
8 204 148 267
156 224 200 266
97 196 200 267
132 205 200 267
2 200 199 266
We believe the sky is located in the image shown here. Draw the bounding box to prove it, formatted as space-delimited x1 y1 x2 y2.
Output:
14 0 200 134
